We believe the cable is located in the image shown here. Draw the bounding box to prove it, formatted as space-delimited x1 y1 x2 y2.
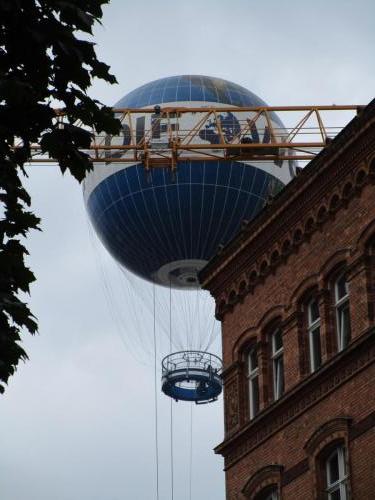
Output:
169 280 172 354
169 279 174 500
153 282 160 500
189 403 193 500
170 398 174 500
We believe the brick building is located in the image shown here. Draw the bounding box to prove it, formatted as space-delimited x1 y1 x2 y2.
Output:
200 100 375 499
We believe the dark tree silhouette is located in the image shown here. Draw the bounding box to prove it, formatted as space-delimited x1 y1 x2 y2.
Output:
0 0 121 393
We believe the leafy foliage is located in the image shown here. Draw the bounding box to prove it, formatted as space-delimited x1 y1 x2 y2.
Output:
0 0 121 393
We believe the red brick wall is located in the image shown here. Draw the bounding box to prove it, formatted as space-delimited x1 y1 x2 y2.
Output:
222 180 375 371
202 105 375 498
223 363 375 498
218 184 375 497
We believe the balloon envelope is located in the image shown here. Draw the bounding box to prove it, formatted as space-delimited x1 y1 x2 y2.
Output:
84 75 295 288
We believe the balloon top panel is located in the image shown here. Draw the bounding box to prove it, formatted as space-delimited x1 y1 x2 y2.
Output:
115 75 282 125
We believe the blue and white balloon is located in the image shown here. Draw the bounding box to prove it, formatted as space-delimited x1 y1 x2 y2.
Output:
84 75 294 289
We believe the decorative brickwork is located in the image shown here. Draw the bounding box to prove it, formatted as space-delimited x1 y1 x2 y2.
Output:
201 99 375 499
219 331 374 469
242 465 283 498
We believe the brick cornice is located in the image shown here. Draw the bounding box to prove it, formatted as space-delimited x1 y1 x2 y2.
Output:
215 328 375 470
200 99 375 317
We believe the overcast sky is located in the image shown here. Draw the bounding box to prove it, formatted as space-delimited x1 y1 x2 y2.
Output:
1 1 375 499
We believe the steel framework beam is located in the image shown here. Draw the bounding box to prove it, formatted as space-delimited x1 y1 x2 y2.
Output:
17 105 362 168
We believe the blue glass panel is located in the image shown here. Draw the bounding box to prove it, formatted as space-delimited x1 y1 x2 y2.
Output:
190 85 204 100
117 170 131 197
203 185 231 257
203 83 218 102
240 166 255 193
190 184 204 255
190 162 204 184
163 87 177 101
220 190 251 245
124 96 138 107
148 89 163 104
251 169 266 197
166 76 179 87
216 162 231 187
204 162 218 185
176 161 190 184
149 167 165 188
226 91 241 106
229 162 244 189
87 161 281 283
176 86 191 101
113 75 286 129
152 79 165 89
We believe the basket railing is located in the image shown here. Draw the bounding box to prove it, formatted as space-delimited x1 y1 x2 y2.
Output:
162 350 222 376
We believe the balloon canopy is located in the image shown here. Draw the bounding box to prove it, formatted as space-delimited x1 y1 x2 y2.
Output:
84 75 295 288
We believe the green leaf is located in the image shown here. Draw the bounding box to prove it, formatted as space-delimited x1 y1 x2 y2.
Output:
0 0 118 393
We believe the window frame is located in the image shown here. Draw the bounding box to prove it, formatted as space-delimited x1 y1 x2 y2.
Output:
246 345 260 420
271 329 284 400
325 445 348 500
254 485 279 500
307 297 322 372
334 273 351 351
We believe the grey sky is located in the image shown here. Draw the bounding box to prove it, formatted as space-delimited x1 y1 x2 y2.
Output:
1 1 375 499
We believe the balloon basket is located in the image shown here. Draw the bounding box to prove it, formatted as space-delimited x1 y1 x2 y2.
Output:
161 351 223 404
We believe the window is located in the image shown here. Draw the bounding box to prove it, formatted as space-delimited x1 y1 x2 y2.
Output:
254 486 279 500
308 298 322 372
325 446 348 499
334 274 351 351
242 465 283 499
271 329 284 400
247 346 260 419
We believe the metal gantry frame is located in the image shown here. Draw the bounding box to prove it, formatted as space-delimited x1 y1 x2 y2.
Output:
18 105 362 169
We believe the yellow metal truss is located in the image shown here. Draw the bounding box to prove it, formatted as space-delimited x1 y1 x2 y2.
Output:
20 105 362 169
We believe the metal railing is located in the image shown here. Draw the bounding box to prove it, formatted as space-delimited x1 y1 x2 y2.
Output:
14 105 362 168
162 350 222 376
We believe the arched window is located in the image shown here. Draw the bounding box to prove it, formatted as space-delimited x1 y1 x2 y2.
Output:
254 486 279 500
242 464 283 500
304 418 352 500
307 297 322 372
334 273 351 351
325 445 348 499
271 329 284 400
246 346 260 419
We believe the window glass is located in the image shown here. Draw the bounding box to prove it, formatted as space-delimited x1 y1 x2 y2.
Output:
334 274 351 351
271 329 284 400
274 356 284 397
337 303 351 349
336 274 348 300
309 298 320 323
249 348 258 371
325 446 348 500
308 298 322 371
311 327 322 369
254 377 260 413
254 486 278 500
273 329 283 352
247 346 259 419
328 452 340 484
330 491 341 500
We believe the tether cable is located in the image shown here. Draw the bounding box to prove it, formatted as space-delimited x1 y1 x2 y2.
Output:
153 282 160 500
189 403 193 500
169 280 174 500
